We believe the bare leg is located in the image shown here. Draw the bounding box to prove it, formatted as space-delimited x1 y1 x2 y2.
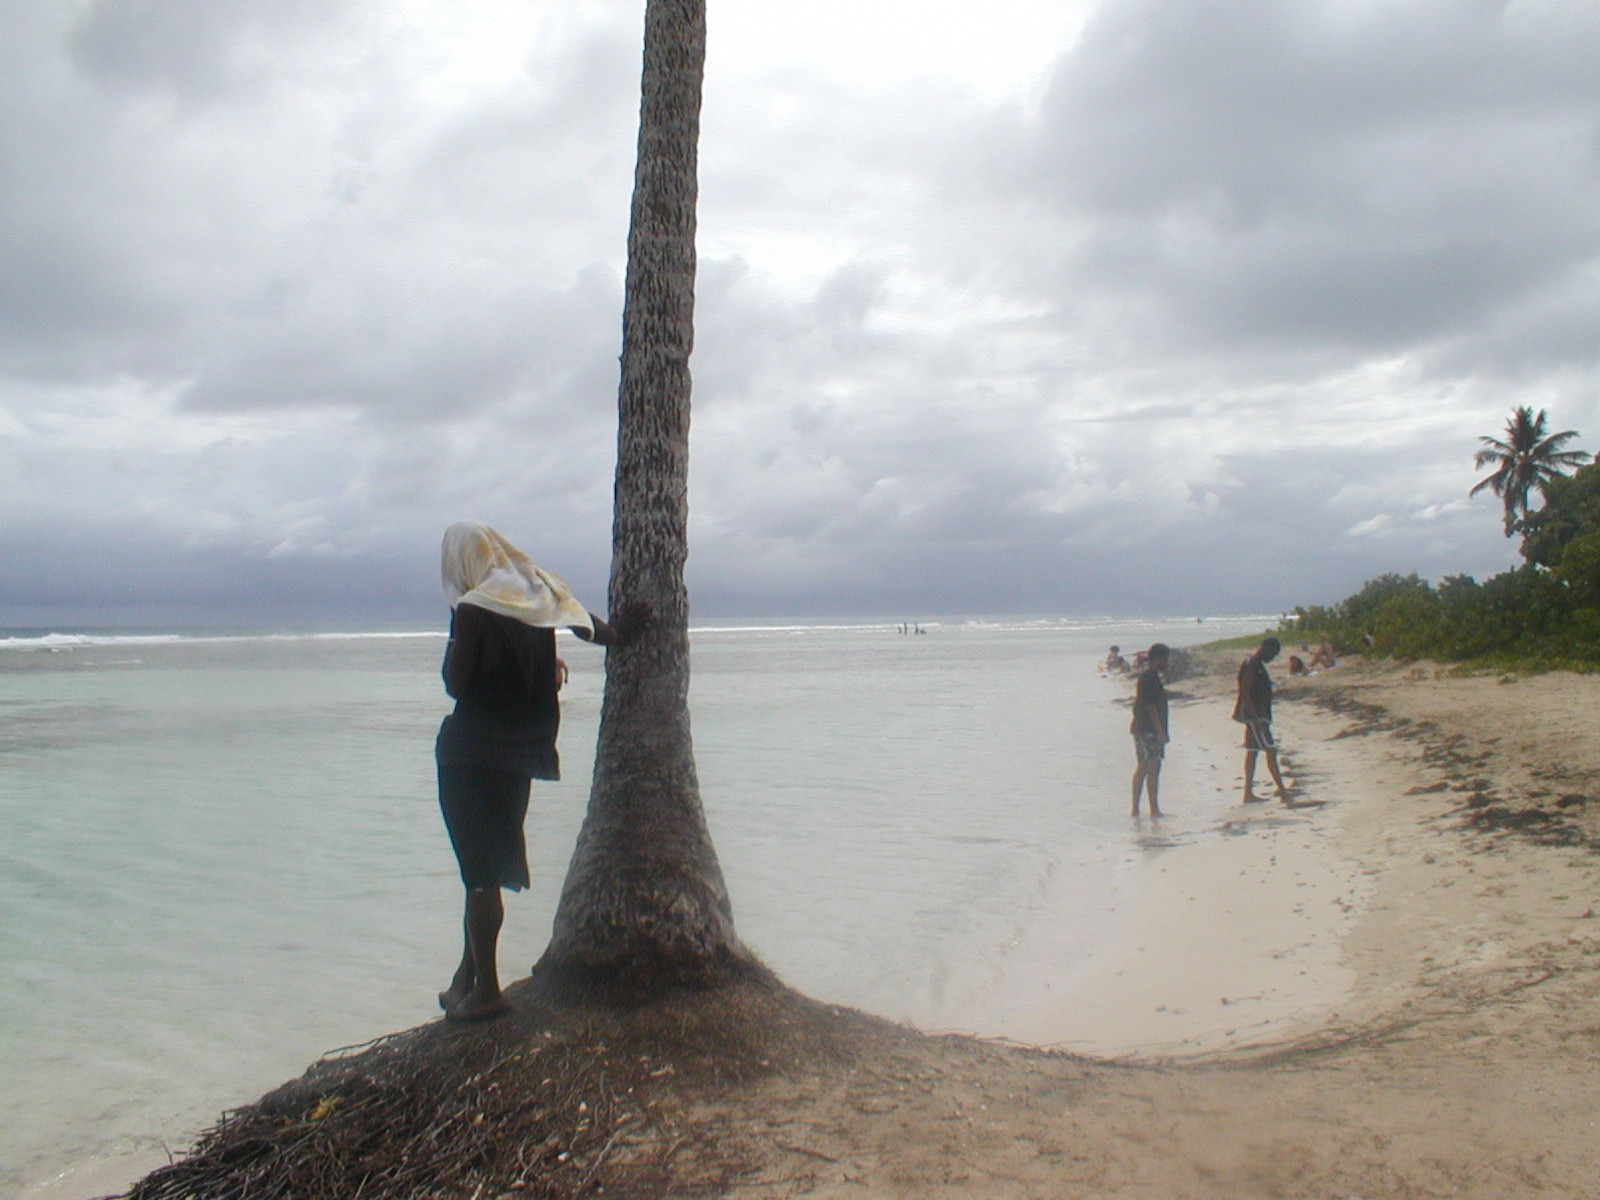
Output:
1146 760 1162 817
1264 750 1291 802
1242 749 1263 802
1131 763 1149 816
447 887 511 1022
439 915 476 1011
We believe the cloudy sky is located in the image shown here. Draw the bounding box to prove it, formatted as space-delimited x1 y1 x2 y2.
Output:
1 0 1596 626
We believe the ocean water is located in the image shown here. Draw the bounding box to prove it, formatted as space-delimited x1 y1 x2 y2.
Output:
0 614 1270 1195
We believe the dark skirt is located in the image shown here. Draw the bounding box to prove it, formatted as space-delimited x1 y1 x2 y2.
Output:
438 762 532 891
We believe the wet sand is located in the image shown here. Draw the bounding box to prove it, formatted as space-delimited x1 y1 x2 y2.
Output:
975 677 1372 1057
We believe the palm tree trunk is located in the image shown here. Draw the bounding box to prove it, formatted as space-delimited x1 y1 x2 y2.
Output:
539 0 749 990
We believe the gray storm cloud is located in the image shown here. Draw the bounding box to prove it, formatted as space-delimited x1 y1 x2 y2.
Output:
1 0 1596 624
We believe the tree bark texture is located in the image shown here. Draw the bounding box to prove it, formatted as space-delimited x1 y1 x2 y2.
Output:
542 0 748 987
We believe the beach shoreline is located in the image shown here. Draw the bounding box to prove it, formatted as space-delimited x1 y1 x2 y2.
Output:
966 661 1373 1058
36 648 1600 1198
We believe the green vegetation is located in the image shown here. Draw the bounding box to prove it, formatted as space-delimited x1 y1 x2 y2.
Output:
1283 568 1600 668
1194 631 1278 652
1287 411 1600 669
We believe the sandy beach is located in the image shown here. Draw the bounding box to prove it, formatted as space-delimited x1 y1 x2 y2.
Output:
628 652 1600 1199
731 653 1600 1198
38 649 1600 1200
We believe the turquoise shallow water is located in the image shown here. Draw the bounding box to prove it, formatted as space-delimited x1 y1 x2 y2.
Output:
0 614 1270 1194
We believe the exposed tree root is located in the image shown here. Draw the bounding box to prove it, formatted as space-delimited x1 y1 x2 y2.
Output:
113 974 921 1200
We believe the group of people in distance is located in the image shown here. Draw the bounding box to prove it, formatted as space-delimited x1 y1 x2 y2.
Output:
1101 644 1153 673
1286 640 1338 677
1126 636 1292 819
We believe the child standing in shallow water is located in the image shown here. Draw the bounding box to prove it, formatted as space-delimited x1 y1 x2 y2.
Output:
1129 643 1171 818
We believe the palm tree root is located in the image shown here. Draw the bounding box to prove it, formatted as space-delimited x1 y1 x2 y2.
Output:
114 971 886 1200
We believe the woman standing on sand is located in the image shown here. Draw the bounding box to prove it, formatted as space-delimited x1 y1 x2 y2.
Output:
433 520 632 1022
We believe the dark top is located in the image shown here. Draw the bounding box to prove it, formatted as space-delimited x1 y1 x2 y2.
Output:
1232 655 1273 724
1130 667 1168 739
435 603 563 780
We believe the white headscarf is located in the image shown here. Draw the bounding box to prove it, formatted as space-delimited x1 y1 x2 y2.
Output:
440 520 594 633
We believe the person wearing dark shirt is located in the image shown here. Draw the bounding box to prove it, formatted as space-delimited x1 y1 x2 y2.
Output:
1129 643 1171 818
1232 636 1290 804
433 521 632 1022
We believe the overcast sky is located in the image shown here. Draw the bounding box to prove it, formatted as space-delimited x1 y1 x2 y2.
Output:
1 0 1596 626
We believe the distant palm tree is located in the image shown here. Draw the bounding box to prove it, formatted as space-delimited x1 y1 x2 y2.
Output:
539 0 751 991
1471 406 1590 536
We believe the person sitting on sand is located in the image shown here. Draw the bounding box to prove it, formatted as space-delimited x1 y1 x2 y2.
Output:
1130 643 1171 818
1233 636 1291 805
1105 645 1130 673
1309 640 1337 670
1287 654 1309 676
433 520 635 1022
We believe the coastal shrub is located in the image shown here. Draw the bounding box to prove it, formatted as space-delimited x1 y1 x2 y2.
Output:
1285 456 1600 667
1554 527 1600 607
1370 587 1441 659
1520 460 1600 569
1284 572 1435 656
1282 565 1600 668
